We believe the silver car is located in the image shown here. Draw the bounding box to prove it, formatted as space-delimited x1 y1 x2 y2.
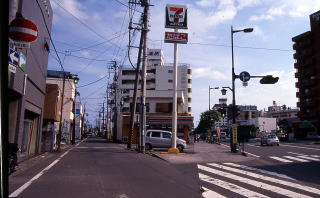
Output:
145 130 187 152
261 134 280 146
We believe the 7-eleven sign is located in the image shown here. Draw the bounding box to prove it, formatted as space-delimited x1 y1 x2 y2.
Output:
165 4 188 29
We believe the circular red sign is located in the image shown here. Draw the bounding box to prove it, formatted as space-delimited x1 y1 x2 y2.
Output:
9 18 38 43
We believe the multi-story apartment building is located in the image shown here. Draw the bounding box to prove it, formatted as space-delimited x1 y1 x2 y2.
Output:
8 0 52 160
293 10 320 132
112 49 193 142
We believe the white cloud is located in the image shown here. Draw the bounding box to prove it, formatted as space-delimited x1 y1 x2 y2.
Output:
236 0 261 10
52 0 88 20
193 67 228 80
249 0 320 22
196 0 216 7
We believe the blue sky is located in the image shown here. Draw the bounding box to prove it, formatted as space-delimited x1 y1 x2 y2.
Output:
48 0 320 124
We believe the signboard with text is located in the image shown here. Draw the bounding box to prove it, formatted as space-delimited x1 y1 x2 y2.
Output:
232 124 238 144
164 32 188 44
165 4 188 29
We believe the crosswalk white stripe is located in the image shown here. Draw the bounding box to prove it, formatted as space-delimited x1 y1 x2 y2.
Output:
198 164 312 198
287 152 309 156
283 156 310 162
281 144 320 151
198 172 270 198
224 163 295 180
270 156 293 163
296 155 320 162
201 186 226 198
311 155 320 158
211 163 320 196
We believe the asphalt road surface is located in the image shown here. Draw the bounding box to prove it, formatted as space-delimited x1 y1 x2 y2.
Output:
9 137 201 198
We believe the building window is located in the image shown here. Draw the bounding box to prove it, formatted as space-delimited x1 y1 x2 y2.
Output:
188 88 192 93
187 69 191 74
188 98 191 102
130 103 149 113
168 79 173 83
168 70 173 73
188 79 192 83
156 103 172 113
188 107 192 112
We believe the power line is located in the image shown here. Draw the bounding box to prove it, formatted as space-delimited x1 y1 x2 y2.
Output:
52 0 123 51
77 74 109 88
113 0 143 14
56 51 109 61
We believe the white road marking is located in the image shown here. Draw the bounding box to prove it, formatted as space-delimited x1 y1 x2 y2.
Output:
201 186 226 198
281 144 320 151
224 163 295 180
244 152 260 158
211 163 320 195
296 155 320 162
9 139 87 198
283 156 310 162
247 144 261 148
198 172 269 198
311 155 320 158
270 156 293 163
198 164 312 198
76 146 121 149
220 143 229 148
287 152 309 156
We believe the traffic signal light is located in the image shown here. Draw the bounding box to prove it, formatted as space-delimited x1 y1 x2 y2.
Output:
260 75 279 84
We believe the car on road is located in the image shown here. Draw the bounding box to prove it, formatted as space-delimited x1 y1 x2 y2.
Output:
145 130 187 152
261 134 280 146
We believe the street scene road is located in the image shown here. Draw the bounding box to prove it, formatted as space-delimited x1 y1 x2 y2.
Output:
9 137 320 198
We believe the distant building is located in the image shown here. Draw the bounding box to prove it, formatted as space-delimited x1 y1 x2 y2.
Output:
293 10 320 132
237 105 261 122
213 98 228 132
111 49 193 142
246 117 277 134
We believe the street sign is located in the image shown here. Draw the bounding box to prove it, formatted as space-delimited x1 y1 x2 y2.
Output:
232 124 238 144
8 48 19 66
164 32 188 44
19 52 26 71
9 64 17 73
165 4 188 29
9 18 38 43
239 71 250 82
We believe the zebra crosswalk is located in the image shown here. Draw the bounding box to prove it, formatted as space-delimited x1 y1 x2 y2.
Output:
198 163 320 198
269 153 320 163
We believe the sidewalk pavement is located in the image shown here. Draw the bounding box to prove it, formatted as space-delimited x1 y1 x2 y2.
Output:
149 141 256 164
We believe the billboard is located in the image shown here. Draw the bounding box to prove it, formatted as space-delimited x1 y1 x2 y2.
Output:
147 49 163 60
164 32 188 44
165 4 188 29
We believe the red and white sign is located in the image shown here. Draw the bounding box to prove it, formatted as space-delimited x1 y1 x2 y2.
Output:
164 32 188 44
165 4 188 29
9 18 38 43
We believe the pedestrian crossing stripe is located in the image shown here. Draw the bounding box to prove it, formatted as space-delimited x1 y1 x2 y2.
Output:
198 163 320 198
270 154 320 163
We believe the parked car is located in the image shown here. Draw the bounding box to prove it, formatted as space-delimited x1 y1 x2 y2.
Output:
306 132 320 140
261 134 280 146
145 130 187 152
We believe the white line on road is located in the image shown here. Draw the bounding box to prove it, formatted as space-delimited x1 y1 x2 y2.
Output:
220 143 229 148
201 186 226 198
224 163 295 180
198 164 312 198
296 155 320 162
244 152 260 158
210 163 320 195
198 172 269 198
247 144 261 148
287 152 309 156
270 156 293 163
280 144 320 151
283 156 310 162
9 138 87 198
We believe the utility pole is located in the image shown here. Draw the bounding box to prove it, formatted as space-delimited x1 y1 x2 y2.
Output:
139 0 150 154
105 87 109 140
72 85 77 145
102 100 105 136
127 1 145 150
57 74 66 151
81 104 86 139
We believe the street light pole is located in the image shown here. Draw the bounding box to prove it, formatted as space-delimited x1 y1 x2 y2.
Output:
230 26 253 153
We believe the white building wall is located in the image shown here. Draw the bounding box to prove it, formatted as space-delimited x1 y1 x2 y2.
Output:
247 117 277 133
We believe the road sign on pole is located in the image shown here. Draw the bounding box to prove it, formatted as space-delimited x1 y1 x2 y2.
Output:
9 18 38 44
239 71 250 82
165 5 188 29
232 124 238 144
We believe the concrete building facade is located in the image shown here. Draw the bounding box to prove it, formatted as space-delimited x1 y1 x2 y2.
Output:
293 10 320 132
112 49 193 142
8 0 53 160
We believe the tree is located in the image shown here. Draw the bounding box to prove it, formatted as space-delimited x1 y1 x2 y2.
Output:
278 119 291 136
194 109 221 135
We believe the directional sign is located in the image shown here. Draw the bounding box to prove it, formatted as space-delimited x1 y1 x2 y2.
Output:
164 32 188 44
9 18 38 43
8 48 19 66
239 71 250 82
